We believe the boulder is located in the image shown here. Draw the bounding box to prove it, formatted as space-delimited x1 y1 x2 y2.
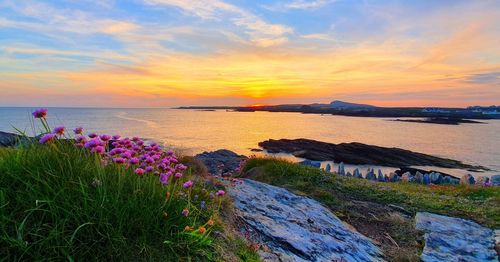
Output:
0 131 29 147
377 170 385 182
338 162 346 176
414 171 423 183
325 163 331 172
195 149 248 175
422 173 430 185
384 175 390 182
491 175 500 186
346 171 352 177
401 172 411 182
353 168 362 179
388 173 399 182
231 179 385 261
430 172 443 184
298 160 321 168
460 174 475 185
442 176 451 184
476 176 491 186
415 212 497 262
365 169 376 181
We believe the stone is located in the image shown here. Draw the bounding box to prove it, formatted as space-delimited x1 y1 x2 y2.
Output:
415 171 423 183
388 173 399 182
325 163 331 172
0 131 30 147
298 160 321 168
460 174 475 185
415 212 498 262
401 172 411 182
346 171 352 177
442 176 451 184
353 168 362 179
231 179 385 261
365 169 376 180
430 172 443 184
384 174 390 182
491 175 500 186
195 149 248 175
338 162 346 176
422 173 430 185
377 170 385 182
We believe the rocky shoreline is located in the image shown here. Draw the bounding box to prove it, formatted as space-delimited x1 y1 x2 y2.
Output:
259 138 488 171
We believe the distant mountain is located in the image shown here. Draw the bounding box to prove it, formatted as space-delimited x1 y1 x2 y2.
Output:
329 100 376 109
308 100 376 110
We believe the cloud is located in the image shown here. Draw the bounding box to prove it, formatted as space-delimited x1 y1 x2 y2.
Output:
465 72 500 84
144 0 293 47
262 0 335 11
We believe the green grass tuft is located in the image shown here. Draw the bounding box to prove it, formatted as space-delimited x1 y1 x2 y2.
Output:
0 143 222 261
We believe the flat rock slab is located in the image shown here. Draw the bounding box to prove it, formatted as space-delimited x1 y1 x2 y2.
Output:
195 149 247 175
416 212 498 262
230 179 385 262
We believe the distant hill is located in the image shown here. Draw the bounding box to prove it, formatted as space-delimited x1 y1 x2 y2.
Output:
329 100 376 109
309 100 376 110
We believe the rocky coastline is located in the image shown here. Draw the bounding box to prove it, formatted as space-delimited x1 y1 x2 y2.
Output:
259 138 488 171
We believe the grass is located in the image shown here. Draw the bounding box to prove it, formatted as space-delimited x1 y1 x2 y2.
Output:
0 142 257 261
241 157 500 261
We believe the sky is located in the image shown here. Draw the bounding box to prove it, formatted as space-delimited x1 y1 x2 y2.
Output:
0 0 499 107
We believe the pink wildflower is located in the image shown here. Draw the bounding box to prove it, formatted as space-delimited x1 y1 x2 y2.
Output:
99 134 112 141
112 134 121 140
128 157 139 165
175 172 183 179
91 146 105 155
183 180 193 189
53 126 65 135
88 132 98 138
113 157 126 164
74 135 87 143
145 156 154 164
39 133 56 144
145 166 154 172
73 127 84 134
160 173 169 185
32 108 48 118
135 168 145 176
215 190 225 197
181 208 189 217
176 164 187 171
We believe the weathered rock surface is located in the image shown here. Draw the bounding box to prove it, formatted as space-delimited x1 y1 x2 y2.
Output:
231 179 385 262
195 149 247 175
416 212 498 262
0 131 28 147
258 138 486 171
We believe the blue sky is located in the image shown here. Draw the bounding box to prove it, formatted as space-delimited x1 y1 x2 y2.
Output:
0 0 499 107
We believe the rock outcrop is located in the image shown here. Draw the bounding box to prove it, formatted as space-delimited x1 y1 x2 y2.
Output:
231 179 385 262
258 138 487 171
415 212 498 262
0 131 29 147
195 149 247 175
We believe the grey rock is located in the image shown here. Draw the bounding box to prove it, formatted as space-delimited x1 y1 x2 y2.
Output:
231 179 385 262
298 160 321 168
416 212 497 262
384 175 390 182
365 169 376 181
442 176 451 184
195 149 248 175
388 173 399 182
338 162 345 176
377 170 385 182
430 172 443 184
460 174 476 185
422 173 430 185
415 171 423 183
353 168 363 179
346 171 352 177
491 175 500 186
0 131 30 147
325 163 331 172
401 172 412 182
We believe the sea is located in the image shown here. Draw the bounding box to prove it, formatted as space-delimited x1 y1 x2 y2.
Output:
1 107 499 178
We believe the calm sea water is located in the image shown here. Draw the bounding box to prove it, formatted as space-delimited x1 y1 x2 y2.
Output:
1 107 499 177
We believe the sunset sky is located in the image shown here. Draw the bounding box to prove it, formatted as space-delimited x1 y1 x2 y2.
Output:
0 0 499 107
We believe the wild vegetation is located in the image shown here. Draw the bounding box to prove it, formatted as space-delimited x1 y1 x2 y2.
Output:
0 109 258 261
241 157 500 261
